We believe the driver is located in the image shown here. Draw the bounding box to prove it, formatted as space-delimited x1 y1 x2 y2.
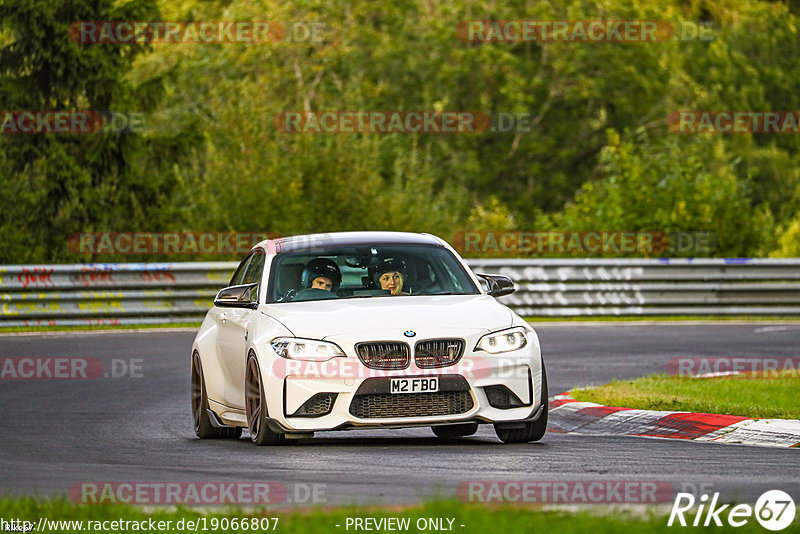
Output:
301 258 342 292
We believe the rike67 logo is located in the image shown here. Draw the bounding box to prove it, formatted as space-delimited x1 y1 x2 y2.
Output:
668 490 796 531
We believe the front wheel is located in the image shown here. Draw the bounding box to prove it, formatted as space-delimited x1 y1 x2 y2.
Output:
245 355 287 445
191 352 241 439
494 364 549 444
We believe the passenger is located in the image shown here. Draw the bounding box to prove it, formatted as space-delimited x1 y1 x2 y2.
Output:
374 259 409 296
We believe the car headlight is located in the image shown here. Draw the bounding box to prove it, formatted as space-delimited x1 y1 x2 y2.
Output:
270 337 346 361
475 327 528 354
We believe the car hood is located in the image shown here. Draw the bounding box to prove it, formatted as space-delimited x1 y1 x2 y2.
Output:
263 294 513 339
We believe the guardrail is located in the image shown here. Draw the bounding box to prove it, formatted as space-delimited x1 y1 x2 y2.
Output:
2 259 799 326
468 258 800 317
0 263 234 327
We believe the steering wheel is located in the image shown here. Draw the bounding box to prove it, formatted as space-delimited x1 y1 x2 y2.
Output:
278 289 297 302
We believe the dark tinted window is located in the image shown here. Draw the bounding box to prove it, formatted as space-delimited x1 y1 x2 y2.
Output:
229 254 253 286
268 244 479 303
242 250 266 285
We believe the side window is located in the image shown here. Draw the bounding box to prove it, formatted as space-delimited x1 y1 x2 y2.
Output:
242 250 266 303
229 254 253 287
242 250 266 285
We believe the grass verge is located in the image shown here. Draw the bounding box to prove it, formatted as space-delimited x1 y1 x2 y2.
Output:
571 373 800 419
0 497 786 534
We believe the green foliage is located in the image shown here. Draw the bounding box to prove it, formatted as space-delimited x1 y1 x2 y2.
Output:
547 129 775 256
1 0 799 261
0 0 196 263
771 211 800 257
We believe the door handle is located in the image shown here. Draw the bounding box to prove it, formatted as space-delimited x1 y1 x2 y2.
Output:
220 312 227 323
245 330 248 341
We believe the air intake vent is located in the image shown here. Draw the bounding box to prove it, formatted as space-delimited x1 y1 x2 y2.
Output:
415 339 465 368
350 391 474 419
355 342 410 369
290 393 337 417
349 375 474 418
484 385 527 409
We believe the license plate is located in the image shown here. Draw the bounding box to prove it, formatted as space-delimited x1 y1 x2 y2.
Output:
390 377 439 394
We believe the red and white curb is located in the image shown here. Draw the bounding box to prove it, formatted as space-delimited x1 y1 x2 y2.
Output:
549 392 800 448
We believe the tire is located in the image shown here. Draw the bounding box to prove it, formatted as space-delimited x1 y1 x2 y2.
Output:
432 423 479 439
494 364 549 444
245 354 287 445
191 352 242 439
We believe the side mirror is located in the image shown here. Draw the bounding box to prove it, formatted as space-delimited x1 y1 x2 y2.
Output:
214 283 259 309
476 273 515 297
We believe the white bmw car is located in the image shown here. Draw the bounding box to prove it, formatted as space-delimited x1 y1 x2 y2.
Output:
191 231 548 445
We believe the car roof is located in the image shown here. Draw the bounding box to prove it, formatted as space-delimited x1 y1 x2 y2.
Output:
257 231 445 254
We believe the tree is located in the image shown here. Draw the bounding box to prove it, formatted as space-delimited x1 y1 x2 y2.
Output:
0 0 195 263
547 129 774 257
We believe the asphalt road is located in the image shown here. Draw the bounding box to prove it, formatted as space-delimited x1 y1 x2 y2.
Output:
1 323 798 506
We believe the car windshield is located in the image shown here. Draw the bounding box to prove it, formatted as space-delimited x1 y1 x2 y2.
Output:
268 244 480 303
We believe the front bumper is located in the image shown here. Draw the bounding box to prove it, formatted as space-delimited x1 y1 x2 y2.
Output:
261 345 544 433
